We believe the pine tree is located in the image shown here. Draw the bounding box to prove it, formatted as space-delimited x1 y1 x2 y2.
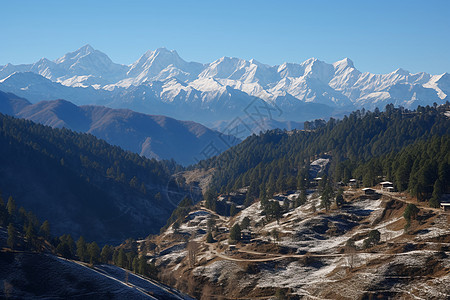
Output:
25 223 36 250
76 236 88 262
57 234 75 259
230 204 237 216
101 245 113 263
321 186 332 212
39 220 51 240
206 232 214 243
295 188 307 207
7 196 16 216
403 204 419 230
87 242 100 264
138 256 148 275
363 230 381 248
132 256 139 272
335 189 344 208
7 223 16 249
207 217 216 232
229 224 241 242
117 248 127 268
429 179 442 208
241 217 250 229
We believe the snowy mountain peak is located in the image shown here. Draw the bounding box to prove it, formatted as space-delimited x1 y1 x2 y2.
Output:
55 44 97 64
392 68 410 76
78 44 95 53
127 47 188 81
1 46 448 115
333 58 355 70
302 58 335 82
141 47 182 61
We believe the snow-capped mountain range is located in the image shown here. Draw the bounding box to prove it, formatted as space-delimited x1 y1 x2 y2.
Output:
0 45 448 127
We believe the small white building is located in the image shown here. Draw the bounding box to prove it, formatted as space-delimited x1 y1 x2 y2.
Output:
362 188 375 195
440 203 450 212
380 181 394 192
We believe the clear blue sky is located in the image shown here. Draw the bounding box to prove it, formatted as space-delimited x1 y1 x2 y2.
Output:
1 0 449 74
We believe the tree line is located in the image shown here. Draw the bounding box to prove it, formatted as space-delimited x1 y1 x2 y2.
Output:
198 103 449 212
1 191 157 279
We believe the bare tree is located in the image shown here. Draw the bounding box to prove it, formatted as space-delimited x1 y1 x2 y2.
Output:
345 239 357 269
187 241 200 267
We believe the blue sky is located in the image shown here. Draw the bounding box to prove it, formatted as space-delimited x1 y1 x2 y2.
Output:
1 0 449 74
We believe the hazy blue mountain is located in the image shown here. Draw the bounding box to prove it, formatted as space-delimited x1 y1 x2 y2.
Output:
0 113 199 244
0 91 31 115
0 91 239 165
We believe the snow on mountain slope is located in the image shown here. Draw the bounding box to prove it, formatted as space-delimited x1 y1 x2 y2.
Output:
0 45 128 87
0 45 448 124
124 48 204 86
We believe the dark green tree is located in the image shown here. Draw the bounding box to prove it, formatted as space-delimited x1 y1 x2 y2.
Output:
207 216 216 232
117 248 127 268
101 245 113 263
57 234 75 259
230 203 237 216
7 196 16 216
229 223 241 242
429 179 442 208
87 242 100 264
206 232 214 243
76 236 88 262
25 223 36 250
132 256 139 272
403 204 419 230
39 220 51 240
321 186 332 212
241 216 250 229
363 230 381 248
295 189 307 207
335 189 344 208
7 223 16 249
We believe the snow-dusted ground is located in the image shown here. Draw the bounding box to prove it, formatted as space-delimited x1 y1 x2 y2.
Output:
235 201 265 225
193 260 240 283
0 251 193 300
155 191 449 298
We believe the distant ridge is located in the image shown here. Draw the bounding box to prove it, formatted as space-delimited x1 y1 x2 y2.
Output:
0 91 239 165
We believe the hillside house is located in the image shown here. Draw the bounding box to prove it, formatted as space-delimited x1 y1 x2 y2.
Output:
311 177 322 187
241 229 252 240
380 181 394 192
362 188 375 195
349 179 358 188
440 203 450 212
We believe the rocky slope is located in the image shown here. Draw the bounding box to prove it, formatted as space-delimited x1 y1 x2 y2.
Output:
145 187 449 299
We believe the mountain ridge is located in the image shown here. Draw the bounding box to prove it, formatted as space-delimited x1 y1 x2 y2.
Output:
0 91 239 165
0 45 448 128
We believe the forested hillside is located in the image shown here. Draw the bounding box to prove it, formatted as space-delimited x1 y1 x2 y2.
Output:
0 113 186 244
201 104 450 208
353 135 449 207
0 91 240 165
